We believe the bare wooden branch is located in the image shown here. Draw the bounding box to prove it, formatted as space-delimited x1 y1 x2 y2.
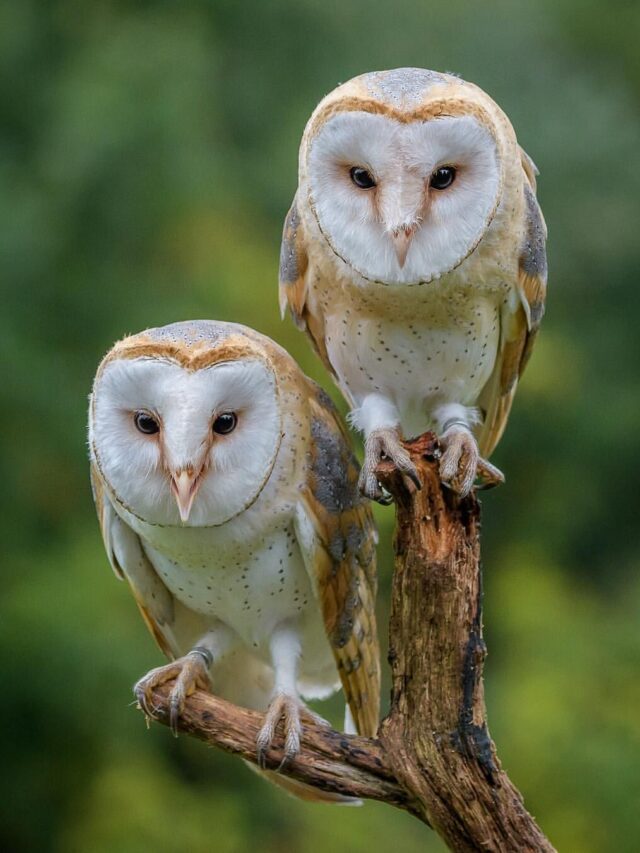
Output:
143 682 413 810
138 433 555 852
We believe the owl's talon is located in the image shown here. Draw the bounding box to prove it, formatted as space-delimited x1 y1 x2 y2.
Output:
256 691 302 769
376 487 394 506
360 427 421 502
475 458 505 490
134 651 211 736
403 467 422 492
134 662 179 719
359 468 383 502
439 428 504 496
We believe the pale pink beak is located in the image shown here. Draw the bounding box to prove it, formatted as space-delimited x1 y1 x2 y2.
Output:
170 469 201 523
391 225 416 268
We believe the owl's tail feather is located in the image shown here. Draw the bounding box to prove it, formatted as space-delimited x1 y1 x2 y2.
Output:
246 763 362 805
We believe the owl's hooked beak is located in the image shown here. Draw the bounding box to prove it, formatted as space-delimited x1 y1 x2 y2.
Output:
170 468 202 523
391 225 417 268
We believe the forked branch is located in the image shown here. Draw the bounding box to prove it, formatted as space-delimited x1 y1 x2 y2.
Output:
138 433 555 852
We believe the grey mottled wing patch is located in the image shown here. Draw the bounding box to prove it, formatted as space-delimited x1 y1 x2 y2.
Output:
309 416 360 516
520 184 547 331
278 195 312 334
279 202 302 285
294 386 380 736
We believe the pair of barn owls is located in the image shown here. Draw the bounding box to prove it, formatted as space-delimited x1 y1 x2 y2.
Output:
90 69 546 800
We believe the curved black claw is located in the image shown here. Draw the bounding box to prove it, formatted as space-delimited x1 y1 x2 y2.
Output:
376 487 395 506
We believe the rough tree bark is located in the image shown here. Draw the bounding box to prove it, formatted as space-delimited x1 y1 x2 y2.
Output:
140 433 555 853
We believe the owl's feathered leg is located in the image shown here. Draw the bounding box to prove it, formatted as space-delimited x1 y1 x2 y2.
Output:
350 394 420 502
436 405 504 497
360 427 421 502
257 623 307 769
134 624 234 735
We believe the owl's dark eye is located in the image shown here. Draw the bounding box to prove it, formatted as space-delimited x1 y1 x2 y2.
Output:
350 166 376 189
134 411 159 435
212 412 237 435
430 166 456 190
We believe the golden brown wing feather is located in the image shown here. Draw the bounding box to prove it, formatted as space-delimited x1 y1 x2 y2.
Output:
478 152 548 457
294 384 380 737
91 462 178 660
278 196 337 381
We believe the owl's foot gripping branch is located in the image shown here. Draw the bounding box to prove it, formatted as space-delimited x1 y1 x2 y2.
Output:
138 434 555 853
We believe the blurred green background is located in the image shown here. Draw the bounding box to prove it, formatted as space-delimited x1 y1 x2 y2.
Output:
1 1 639 851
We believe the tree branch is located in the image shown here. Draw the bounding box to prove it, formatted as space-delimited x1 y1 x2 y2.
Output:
143 682 413 810
376 434 555 851
138 433 555 852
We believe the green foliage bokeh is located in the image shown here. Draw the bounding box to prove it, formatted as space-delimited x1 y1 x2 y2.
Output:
1 1 639 851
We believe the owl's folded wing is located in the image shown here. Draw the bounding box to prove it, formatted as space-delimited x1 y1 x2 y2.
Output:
90 463 181 660
478 149 548 457
278 196 338 382
293 385 380 737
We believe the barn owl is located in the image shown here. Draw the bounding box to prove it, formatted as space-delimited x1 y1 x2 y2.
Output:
89 320 379 801
280 68 547 500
